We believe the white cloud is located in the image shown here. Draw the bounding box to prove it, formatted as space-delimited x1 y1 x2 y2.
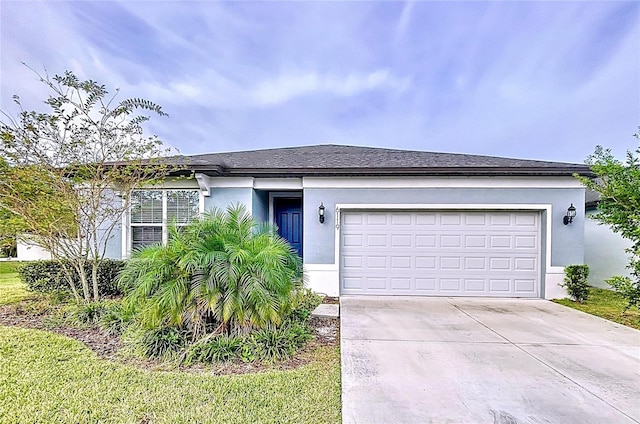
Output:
394 1 415 44
252 70 409 106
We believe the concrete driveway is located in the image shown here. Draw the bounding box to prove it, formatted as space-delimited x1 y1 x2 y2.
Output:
340 297 640 424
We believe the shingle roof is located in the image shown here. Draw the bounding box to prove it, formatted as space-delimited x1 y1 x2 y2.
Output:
169 144 592 177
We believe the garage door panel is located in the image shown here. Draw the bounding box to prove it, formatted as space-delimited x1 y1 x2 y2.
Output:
343 255 363 268
391 234 413 247
416 214 437 225
440 235 462 248
416 256 437 269
341 210 540 297
465 235 487 248
416 235 437 247
366 234 388 247
464 279 486 291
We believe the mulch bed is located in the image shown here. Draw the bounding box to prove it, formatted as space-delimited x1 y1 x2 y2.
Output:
0 299 340 375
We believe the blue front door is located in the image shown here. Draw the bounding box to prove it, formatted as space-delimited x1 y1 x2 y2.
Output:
274 197 303 257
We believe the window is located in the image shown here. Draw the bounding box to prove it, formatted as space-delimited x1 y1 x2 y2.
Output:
130 190 200 251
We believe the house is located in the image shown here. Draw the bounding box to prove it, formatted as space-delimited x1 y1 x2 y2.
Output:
584 189 632 288
106 144 592 299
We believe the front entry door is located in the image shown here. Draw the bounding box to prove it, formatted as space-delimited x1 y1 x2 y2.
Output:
274 197 303 257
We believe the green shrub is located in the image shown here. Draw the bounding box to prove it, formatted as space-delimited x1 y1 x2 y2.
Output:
138 326 190 359
606 276 640 312
250 322 313 362
182 321 313 365
66 301 110 326
185 334 243 364
120 204 302 336
288 288 323 323
562 264 590 303
19 259 126 297
99 301 132 336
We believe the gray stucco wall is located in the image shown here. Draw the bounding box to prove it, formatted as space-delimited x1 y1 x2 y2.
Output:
584 209 632 287
103 226 122 259
302 187 585 267
252 190 269 224
204 188 253 213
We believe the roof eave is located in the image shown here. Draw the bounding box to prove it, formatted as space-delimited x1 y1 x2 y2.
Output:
179 166 594 178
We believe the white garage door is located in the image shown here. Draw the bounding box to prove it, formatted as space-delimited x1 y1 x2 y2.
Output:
340 210 540 297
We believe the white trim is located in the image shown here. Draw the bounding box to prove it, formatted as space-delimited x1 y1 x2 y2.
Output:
268 191 303 223
332 203 555 298
304 263 339 271
208 177 254 188
121 208 128 259
254 178 302 190
125 189 202 255
545 267 567 299
336 203 549 210
140 179 200 189
302 176 583 189
199 193 205 214
194 173 211 196
304 264 340 296
161 192 169 244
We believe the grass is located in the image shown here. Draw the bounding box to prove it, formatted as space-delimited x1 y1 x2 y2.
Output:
553 286 640 330
0 326 341 423
0 262 342 423
0 261 31 305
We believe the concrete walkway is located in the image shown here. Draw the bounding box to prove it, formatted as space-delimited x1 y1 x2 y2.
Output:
341 296 640 424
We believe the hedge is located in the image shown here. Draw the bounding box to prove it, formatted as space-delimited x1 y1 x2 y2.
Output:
18 259 126 297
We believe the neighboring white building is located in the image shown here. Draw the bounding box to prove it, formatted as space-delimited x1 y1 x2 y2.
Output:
584 191 633 288
16 235 52 261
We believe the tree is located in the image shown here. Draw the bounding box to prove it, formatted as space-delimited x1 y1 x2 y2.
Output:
579 129 640 311
119 204 302 338
0 67 179 301
0 207 23 257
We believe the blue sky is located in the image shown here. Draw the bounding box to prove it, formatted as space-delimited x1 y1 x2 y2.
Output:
1 1 638 163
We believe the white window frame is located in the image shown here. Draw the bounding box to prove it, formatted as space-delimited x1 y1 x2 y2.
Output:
124 189 201 257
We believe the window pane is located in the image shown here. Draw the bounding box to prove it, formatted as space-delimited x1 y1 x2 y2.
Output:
131 191 163 224
132 226 162 250
167 190 199 224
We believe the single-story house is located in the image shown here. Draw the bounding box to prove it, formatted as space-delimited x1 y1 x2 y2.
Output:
103 144 591 299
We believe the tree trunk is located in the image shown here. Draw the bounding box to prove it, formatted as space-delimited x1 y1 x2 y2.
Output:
91 261 100 301
77 262 91 301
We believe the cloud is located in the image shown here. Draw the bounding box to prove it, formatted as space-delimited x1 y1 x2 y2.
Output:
252 70 410 106
394 1 415 44
1 1 638 162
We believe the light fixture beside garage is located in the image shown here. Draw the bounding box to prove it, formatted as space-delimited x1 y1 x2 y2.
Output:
319 203 325 223
563 204 577 225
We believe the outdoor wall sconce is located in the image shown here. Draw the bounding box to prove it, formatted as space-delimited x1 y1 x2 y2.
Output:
318 203 325 224
563 203 576 225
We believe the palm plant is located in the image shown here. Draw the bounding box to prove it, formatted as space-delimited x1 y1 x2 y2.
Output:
120 204 302 338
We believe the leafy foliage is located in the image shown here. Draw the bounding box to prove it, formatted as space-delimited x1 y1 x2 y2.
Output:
66 301 111 326
606 276 640 313
19 259 125 296
579 131 640 311
561 264 590 303
287 288 323 322
0 66 180 301
184 320 313 364
137 326 190 359
120 204 303 337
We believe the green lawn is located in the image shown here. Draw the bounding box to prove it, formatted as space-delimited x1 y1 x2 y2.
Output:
0 261 31 305
0 262 342 423
553 286 640 330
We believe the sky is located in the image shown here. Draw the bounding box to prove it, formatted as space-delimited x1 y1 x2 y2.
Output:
1 1 638 164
